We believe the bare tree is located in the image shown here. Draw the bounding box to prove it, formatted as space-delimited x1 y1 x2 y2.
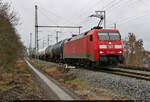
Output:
0 0 23 72
124 33 145 67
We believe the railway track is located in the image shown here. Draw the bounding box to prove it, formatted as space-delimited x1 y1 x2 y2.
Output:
31 58 150 82
87 67 150 81
64 62 150 81
57 63 150 81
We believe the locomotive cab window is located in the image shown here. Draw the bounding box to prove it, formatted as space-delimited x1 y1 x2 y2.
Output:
98 33 109 40
90 35 93 42
98 32 121 40
109 33 121 40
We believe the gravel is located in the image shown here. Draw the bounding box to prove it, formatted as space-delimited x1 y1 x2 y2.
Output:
68 68 150 100
31 59 150 100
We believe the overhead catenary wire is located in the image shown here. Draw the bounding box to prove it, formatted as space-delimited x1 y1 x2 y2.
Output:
77 0 119 19
118 13 150 25
78 0 144 28
34 0 150 40
36 8 59 48
108 2 150 25
38 9 58 25
104 0 150 27
106 0 133 17
39 7 64 20
76 0 99 14
104 0 136 12
34 0 150 28
76 0 105 18
34 4 84 48
100 0 137 25
75 0 124 28
39 6 77 25
73 0 110 24
107 0 140 19
102 0 119 10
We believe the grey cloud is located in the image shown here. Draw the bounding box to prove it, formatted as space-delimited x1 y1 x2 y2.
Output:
6 0 150 50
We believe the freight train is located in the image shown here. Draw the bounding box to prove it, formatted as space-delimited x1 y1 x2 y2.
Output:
34 27 125 66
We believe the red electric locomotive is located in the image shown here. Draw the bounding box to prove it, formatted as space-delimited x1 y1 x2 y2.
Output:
63 27 124 66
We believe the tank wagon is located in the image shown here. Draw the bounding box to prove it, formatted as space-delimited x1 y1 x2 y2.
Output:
45 45 53 60
51 40 66 62
37 47 47 60
37 27 124 66
39 39 68 62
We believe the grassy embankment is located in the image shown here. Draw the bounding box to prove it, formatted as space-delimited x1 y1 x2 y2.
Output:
30 59 124 100
0 59 44 99
0 1 44 100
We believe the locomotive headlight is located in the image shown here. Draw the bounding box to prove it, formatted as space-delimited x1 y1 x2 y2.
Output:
115 45 122 49
118 51 122 54
99 45 107 49
100 51 104 54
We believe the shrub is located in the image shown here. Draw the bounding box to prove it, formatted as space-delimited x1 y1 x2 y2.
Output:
0 1 23 72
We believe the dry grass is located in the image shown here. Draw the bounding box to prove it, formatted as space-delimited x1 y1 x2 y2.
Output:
0 59 44 100
31 60 123 100
65 78 87 90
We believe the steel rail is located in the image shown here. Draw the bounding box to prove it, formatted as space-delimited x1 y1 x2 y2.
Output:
30 58 150 82
92 68 150 81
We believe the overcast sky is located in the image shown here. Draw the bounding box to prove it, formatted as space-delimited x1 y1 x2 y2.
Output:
5 0 150 50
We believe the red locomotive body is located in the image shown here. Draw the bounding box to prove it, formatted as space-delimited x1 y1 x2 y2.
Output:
63 28 124 65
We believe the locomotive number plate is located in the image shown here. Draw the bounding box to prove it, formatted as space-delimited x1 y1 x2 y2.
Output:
107 51 114 54
108 45 113 49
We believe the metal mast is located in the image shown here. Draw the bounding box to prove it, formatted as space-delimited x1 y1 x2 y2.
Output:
48 35 50 46
29 33 32 53
56 31 61 43
35 5 38 53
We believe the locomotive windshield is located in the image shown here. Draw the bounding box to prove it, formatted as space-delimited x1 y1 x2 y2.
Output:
98 32 121 40
98 33 109 40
